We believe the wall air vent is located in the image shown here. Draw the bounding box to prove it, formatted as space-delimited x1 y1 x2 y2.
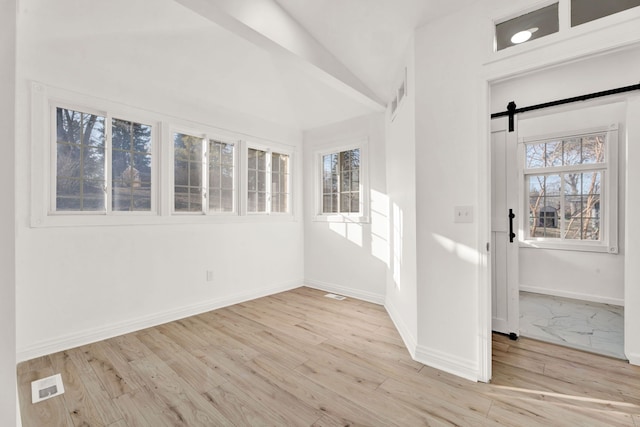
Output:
390 67 408 121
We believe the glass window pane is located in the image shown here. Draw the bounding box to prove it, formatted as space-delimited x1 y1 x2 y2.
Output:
351 170 359 191
272 194 281 213
248 191 257 212
209 165 221 189
248 149 257 169
56 144 81 178
545 141 562 167
341 171 350 192
221 166 233 190
562 138 581 166
322 194 332 213
209 188 221 211
350 192 360 213
248 171 257 191
545 175 561 196
221 144 234 165
257 170 266 192
581 172 601 195
257 150 266 171
56 108 107 212
221 190 233 212
526 143 545 168
572 0 640 26
257 192 266 212
582 135 605 164
495 3 559 51
340 193 350 213
330 194 338 213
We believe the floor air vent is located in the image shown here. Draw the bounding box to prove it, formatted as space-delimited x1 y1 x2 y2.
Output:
324 293 346 301
31 373 65 404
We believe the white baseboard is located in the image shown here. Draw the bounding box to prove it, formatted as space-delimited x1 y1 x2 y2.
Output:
384 301 417 359
627 352 640 366
520 285 624 306
414 345 479 382
17 280 302 362
304 279 385 305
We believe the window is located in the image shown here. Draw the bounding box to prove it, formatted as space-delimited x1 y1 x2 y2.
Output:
33 83 295 226
247 148 290 214
112 118 152 211
315 141 368 222
495 3 559 51
522 126 618 252
572 0 640 27
55 107 153 213
173 131 236 214
322 148 360 214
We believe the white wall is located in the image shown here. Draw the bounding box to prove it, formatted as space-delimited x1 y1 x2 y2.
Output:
414 3 494 380
625 96 640 365
384 38 418 353
16 0 304 360
412 0 640 380
1 0 17 424
514 101 627 305
303 114 387 303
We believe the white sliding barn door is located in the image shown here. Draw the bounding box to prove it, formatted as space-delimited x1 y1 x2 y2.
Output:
491 117 519 336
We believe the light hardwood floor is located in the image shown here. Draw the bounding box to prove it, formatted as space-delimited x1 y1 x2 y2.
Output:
17 287 640 426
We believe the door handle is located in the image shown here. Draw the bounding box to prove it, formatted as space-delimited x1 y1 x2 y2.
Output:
509 209 516 243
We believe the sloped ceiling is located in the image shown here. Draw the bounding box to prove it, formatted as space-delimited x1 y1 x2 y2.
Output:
274 0 476 102
22 0 472 132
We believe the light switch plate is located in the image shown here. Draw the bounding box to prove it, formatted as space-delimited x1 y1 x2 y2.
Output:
454 206 473 223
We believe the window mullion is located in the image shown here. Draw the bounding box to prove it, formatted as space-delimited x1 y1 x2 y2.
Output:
202 138 208 215
266 150 272 214
105 115 112 214
559 172 565 240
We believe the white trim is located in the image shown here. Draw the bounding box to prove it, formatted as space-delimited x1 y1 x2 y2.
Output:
303 279 384 305
384 300 417 359
414 345 479 382
16 280 303 363
627 352 640 366
520 285 624 306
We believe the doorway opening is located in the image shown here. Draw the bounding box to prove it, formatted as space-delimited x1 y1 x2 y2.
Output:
490 98 627 360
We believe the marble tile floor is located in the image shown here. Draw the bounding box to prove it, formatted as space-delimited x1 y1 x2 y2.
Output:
519 291 625 359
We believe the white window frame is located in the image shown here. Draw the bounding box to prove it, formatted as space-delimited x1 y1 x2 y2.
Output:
170 127 239 216
244 141 294 216
51 105 158 216
519 124 618 253
31 83 160 227
31 82 297 226
313 138 369 223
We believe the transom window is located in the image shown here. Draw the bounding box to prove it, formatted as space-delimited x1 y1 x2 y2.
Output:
522 126 618 252
247 148 290 214
55 107 153 213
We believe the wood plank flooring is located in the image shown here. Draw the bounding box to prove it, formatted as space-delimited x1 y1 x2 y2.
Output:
17 287 640 426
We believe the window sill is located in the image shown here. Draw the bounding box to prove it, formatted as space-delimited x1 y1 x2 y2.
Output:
519 240 618 254
313 213 370 224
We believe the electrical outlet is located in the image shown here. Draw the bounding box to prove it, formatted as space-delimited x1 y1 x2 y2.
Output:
454 206 473 223
206 270 214 282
